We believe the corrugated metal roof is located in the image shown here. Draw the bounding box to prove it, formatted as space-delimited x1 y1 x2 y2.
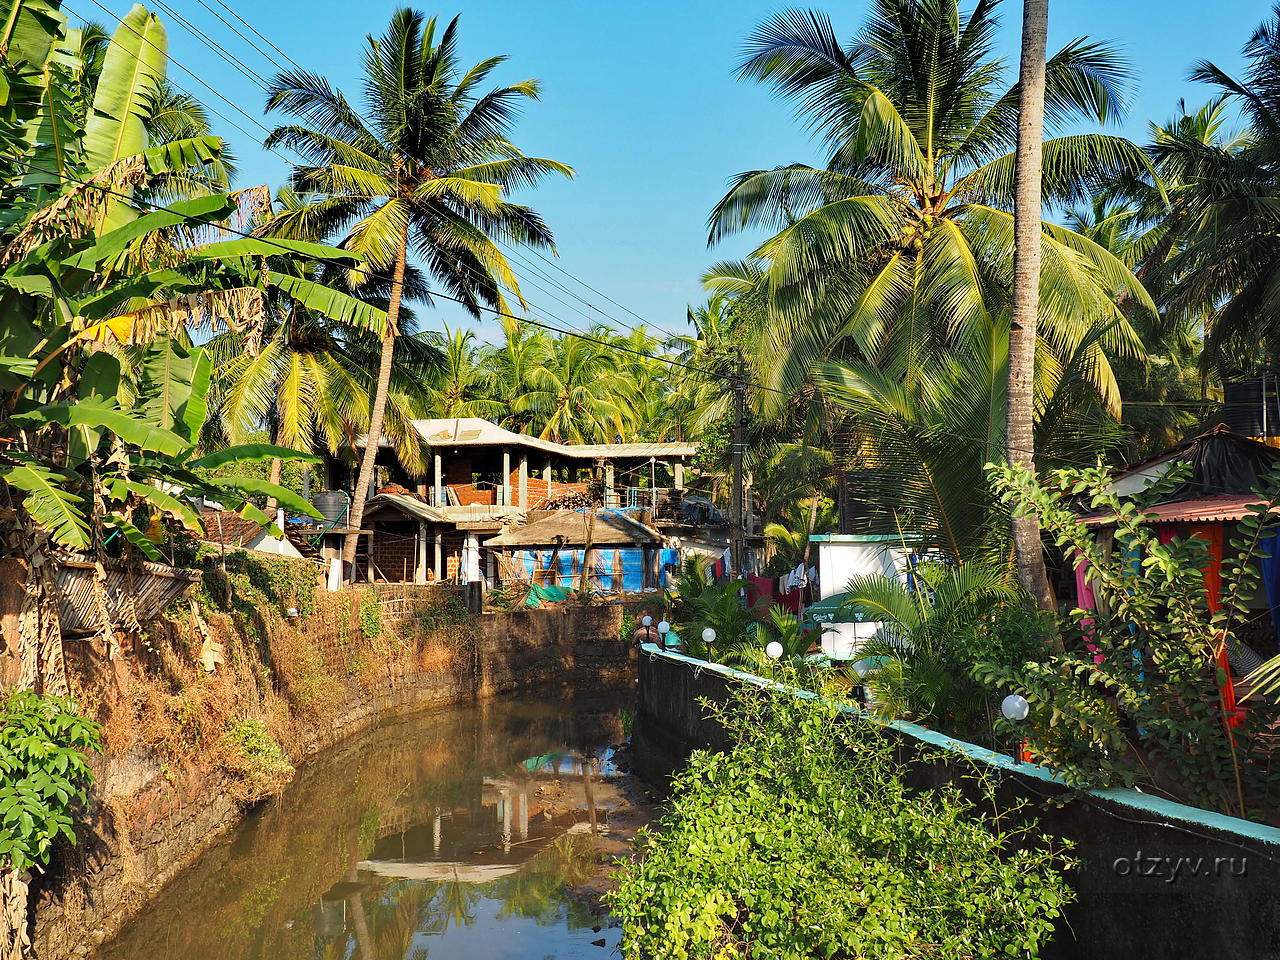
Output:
362 493 450 523
1082 494 1276 526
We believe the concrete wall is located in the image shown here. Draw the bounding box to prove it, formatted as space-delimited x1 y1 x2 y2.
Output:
634 646 1280 960
32 603 631 959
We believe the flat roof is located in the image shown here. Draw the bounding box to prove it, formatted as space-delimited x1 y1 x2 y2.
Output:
412 417 696 460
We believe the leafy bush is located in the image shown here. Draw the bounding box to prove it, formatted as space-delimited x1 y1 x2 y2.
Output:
608 678 1074 959
358 589 382 640
666 556 754 659
843 562 1028 739
0 692 102 873
223 717 291 774
982 461 1280 820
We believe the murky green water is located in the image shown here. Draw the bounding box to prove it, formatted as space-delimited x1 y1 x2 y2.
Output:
101 686 634 960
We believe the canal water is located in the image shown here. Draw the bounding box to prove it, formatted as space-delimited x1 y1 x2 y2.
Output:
100 685 636 960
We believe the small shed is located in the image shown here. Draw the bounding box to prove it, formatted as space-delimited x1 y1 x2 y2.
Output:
359 493 454 583
485 510 660 592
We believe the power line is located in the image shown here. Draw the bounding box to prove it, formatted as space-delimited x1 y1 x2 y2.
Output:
0 152 1148 475
71 0 280 146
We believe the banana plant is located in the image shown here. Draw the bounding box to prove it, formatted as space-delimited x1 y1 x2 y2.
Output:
1 338 322 560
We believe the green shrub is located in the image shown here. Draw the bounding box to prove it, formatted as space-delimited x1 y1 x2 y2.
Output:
358 589 381 640
0 691 103 873
982 460 1280 819
607 678 1074 959
223 717 291 774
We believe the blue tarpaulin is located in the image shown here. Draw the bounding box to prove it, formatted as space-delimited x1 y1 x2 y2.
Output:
515 547 648 592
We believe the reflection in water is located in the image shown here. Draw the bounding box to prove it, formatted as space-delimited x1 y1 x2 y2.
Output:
101 686 633 960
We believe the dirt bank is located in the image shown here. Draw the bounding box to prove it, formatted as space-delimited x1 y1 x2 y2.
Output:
30 564 634 959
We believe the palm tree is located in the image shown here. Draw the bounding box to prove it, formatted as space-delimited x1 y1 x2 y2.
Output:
707 1 1154 411
263 9 573 568
1138 12 1280 376
484 319 550 432
1008 0 1052 609
424 326 505 419
843 561 1024 732
817 314 1123 563
509 331 635 443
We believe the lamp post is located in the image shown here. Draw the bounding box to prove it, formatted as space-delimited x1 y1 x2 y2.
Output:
1001 694 1029 764
701 627 716 655
633 614 655 644
658 621 676 650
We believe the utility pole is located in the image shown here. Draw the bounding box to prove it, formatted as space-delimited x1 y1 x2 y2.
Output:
730 347 747 578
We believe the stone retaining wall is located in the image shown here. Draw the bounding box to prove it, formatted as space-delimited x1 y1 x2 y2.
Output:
32 603 631 959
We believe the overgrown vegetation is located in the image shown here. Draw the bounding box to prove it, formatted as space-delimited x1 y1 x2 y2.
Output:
608 677 1075 959
979 461 1280 821
0 692 102 959
0 692 102 874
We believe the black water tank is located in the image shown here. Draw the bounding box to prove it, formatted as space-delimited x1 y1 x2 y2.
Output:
1222 378 1280 437
311 490 350 522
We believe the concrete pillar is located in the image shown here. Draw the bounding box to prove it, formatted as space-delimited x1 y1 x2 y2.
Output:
463 534 480 583
674 460 684 491
434 530 443 581
605 462 615 508
544 459 552 501
416 521 428 584
519 454 528 508
502 447 511 506
433 451 443 506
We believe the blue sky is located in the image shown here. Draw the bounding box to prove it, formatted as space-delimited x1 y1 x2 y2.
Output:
93 0 1270 341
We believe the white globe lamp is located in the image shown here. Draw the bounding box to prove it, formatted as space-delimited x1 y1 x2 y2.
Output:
1001 694 1030 722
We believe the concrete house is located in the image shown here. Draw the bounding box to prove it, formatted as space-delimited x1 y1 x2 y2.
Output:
315 418 701 586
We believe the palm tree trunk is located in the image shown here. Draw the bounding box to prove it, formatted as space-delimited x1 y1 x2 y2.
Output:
342 225 409 572
1007 0 1055 614
263 455 283 520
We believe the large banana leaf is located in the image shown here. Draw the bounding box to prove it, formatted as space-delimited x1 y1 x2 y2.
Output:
66 193 236 270
210 476 322 519
0 457 89 548
188 443 321 471
136 340 210 441
83 3 166 171
0 0 65 69
12 399 187 455
106 477 202 529
268 271 388 332
143 135 223 175
105 516 162 560
191 237 362 265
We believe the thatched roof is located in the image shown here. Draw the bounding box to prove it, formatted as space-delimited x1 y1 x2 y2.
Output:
484 510 659 548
